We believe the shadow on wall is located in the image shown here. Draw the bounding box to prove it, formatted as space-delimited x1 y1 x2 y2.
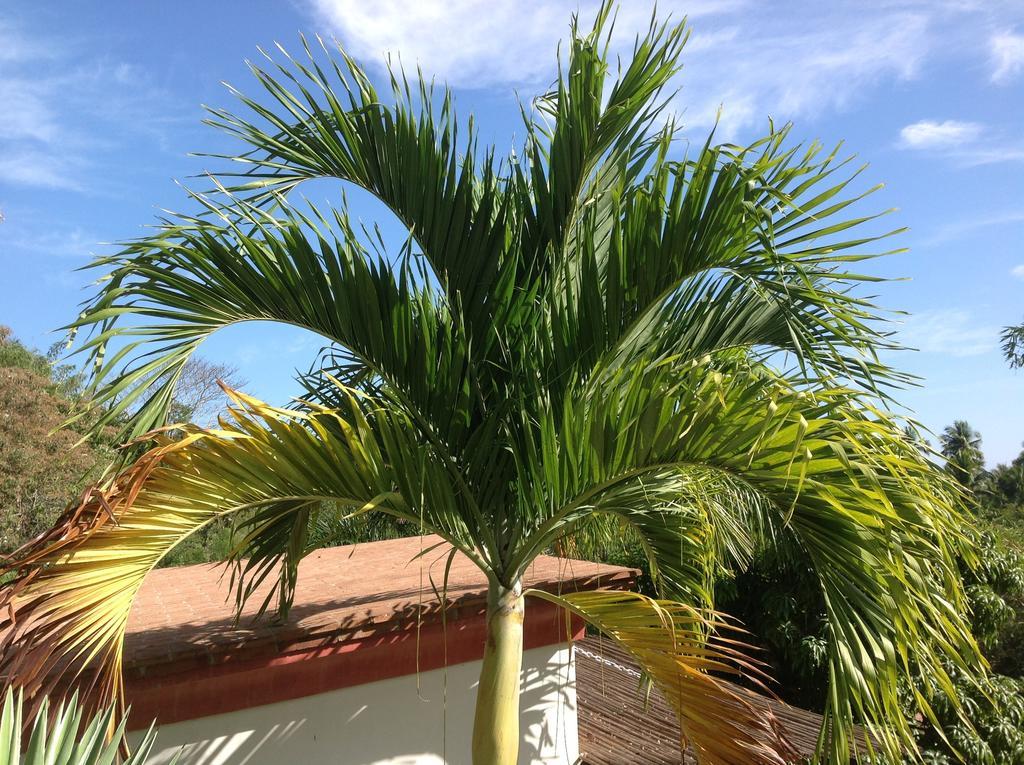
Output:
136 646 578 765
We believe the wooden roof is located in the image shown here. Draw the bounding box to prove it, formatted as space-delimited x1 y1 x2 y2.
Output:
576 637 837 764
124 535 635 675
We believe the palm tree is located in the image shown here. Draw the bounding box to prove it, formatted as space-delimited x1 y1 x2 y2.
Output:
1003 320 1024 368
0 6 981 764
941 420 985 490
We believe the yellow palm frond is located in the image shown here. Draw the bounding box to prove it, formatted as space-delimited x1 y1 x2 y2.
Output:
527 588 799 765
0 386 410 719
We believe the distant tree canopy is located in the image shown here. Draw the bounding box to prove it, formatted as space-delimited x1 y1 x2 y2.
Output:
0 329 109 553
1003 320 1024 370
0 326 244 557
0 327 50 377
941 420 986 490
166 357 247 425
989 452 1024 512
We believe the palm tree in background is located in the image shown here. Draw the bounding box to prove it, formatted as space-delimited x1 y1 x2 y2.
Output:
0 6 981 763
1003 320 1024 368
941 420 985 490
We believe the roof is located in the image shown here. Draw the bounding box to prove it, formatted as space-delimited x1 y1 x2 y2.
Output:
576 637 856 764
124 534 636 677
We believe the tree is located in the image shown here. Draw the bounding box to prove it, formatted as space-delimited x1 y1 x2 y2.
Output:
0 329 110 554
0 328 239 559
941 420 985 490
166 357 247 425
1003 321 1024 369
0 6 982 764
0 327 51 379
987 455 1024 510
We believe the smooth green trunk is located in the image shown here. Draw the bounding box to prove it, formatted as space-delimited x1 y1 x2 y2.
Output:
471 579 524 765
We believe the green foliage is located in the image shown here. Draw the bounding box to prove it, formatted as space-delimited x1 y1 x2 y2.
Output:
929 525 1024 761
961 533 1024 656
0 328 51 379
0 327 84 400
913 671 1024 765
1003 321 1024 370
306 504 421 547
556 521 657 597
0 689 169 765
158 518 237 568
713 525 1024 764
705 415 1024 765
0 330 111 554
715 539 831 711
981 447 1024 516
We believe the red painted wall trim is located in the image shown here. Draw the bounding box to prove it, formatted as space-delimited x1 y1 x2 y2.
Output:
126 598 584 730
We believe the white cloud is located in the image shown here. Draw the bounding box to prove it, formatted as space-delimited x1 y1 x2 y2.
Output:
306 0 938 136
0 152 83 191
896 119 1024 166
1012 264 1024 279
298 1 1024 144
306 1 752 90
308 0 568 89
0 80 60 143
991 30 1024 83
1 223 103 259
947 144 1024 166
899 309 999 357
899 120 983 149
0 19 51 63
676 11 932 136
295 1 1024 140
920 209 1024 246
0 21 185 191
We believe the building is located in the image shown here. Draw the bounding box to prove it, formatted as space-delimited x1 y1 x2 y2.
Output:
123 535 635 765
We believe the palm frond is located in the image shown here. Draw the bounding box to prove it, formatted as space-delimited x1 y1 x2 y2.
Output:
522 4 687 262
513 355 981 761
527 589 797 765
1001 320 1024 368
543 127 907 397
67 195 473 453
0 384 480 715
202 34 518 340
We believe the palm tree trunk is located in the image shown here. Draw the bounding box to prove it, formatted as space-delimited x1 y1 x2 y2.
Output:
471 578 524 765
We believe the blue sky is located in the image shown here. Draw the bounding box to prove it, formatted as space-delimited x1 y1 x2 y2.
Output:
1 0 1022 463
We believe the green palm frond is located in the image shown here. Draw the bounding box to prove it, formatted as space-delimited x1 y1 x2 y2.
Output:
1002 320 1024 368
5 2 987 762
203 35 518 342
512 356 980 760
543 127 908 399
67 196 473 452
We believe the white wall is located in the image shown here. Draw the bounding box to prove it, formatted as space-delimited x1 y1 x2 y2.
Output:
134 644 578 765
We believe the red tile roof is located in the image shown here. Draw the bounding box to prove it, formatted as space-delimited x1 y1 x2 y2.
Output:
124 535 636 676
